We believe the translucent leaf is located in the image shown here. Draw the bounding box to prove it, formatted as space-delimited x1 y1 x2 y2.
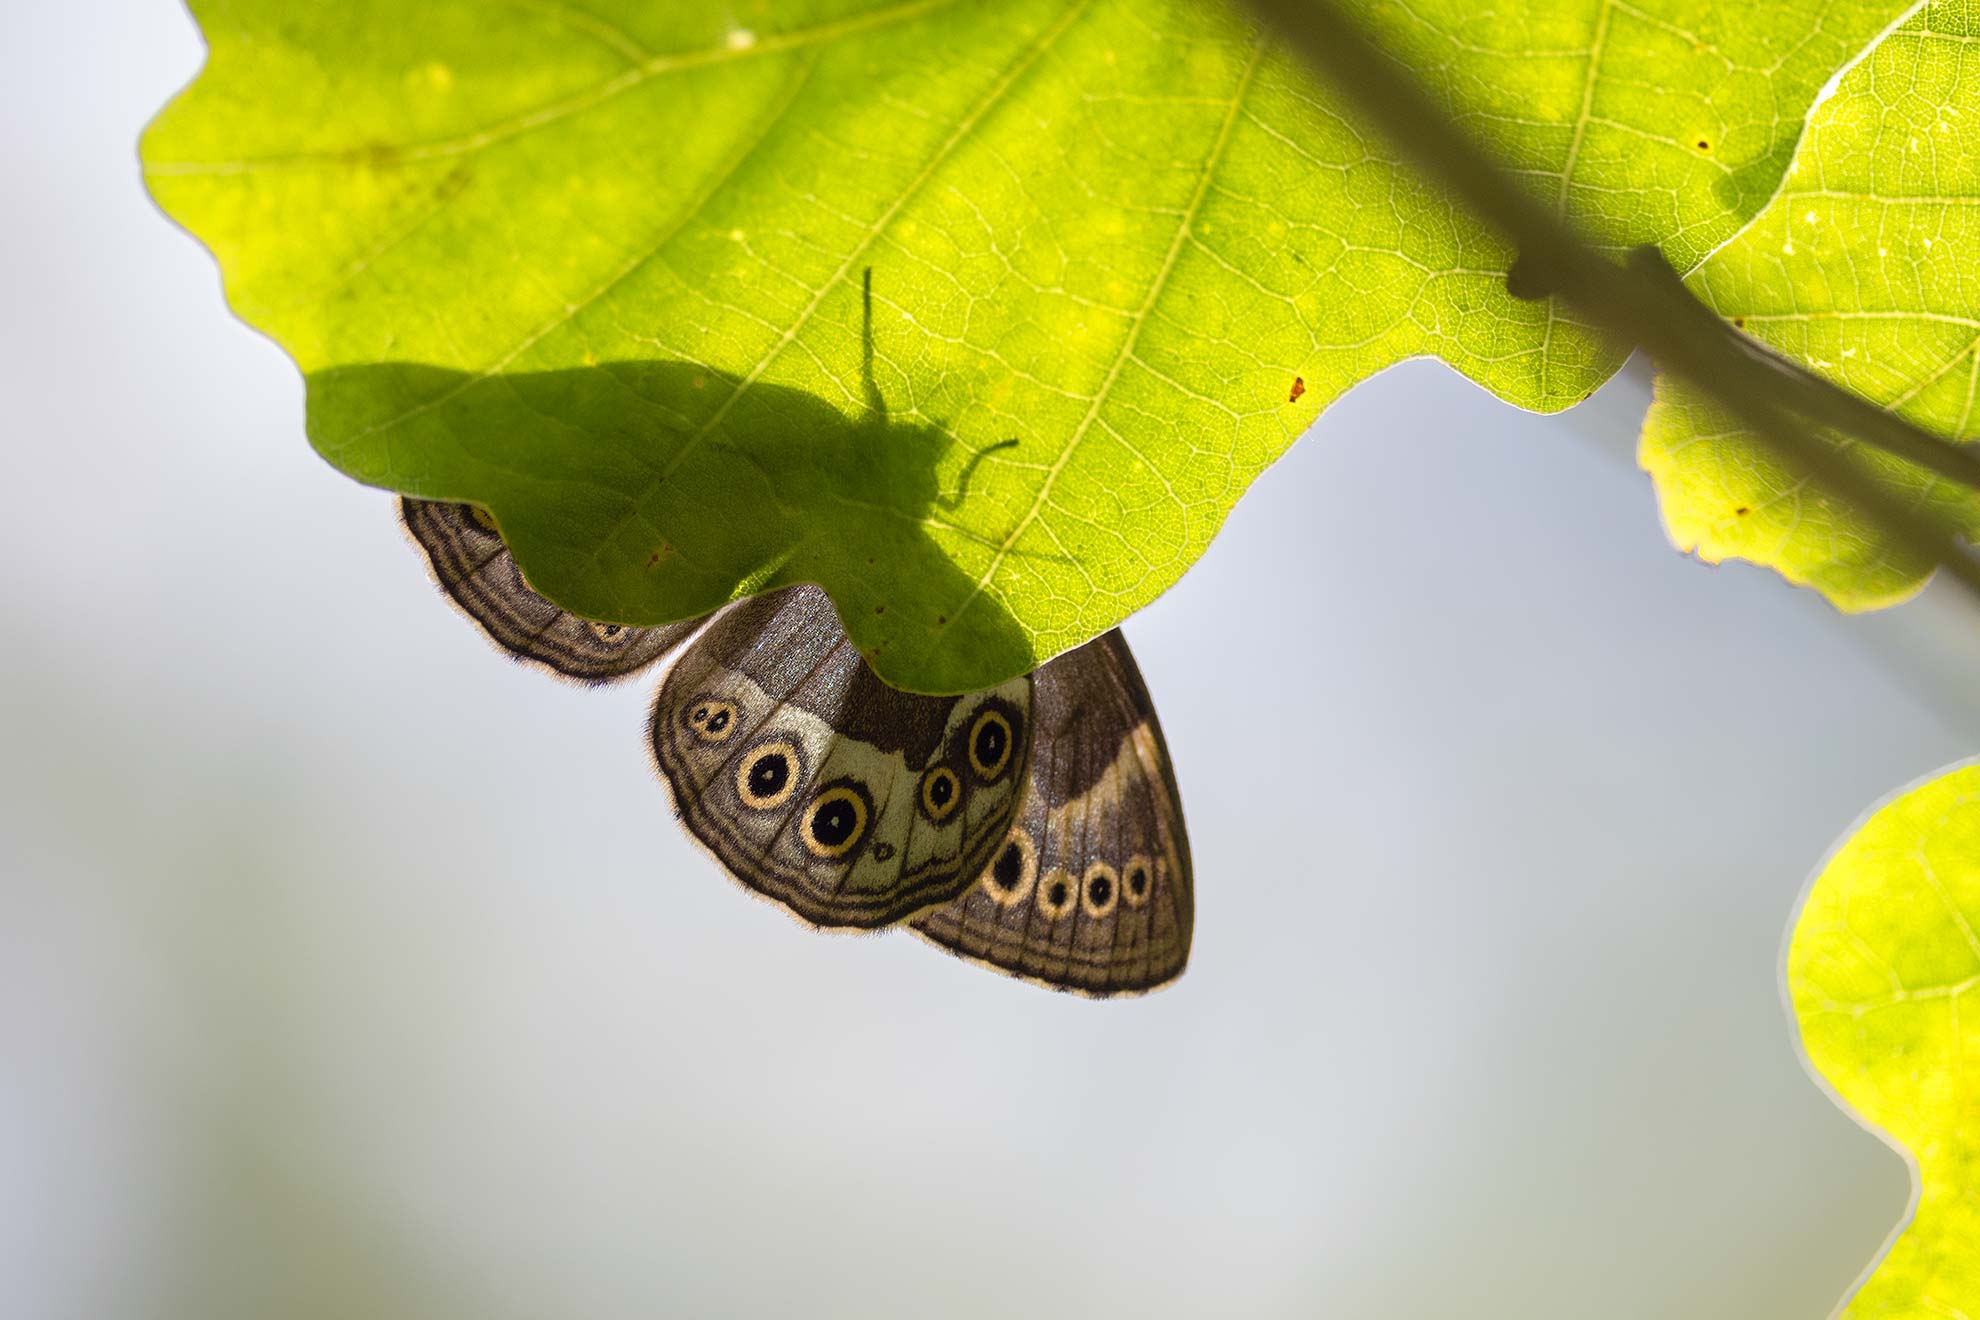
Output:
1789 759 1980 1317
144 0 1902 690
1641 2 1980 610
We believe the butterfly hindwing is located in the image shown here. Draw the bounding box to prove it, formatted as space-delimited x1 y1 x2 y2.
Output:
909 630 1193 997
401 498 698 683
649 585 1032 930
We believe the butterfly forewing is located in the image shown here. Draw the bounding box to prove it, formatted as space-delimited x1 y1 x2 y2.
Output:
649 585 1032 929
401 498 698 683
910 631 1193 996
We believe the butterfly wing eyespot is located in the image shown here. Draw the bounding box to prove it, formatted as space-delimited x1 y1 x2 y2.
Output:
1121 856 1153 909
979 830 1037 906
800 779 873 861
918 766 963 823
681 695 740 744
735 738 803 810
1036 869 1077 921
965 705 1016 782
1080 862 1120 919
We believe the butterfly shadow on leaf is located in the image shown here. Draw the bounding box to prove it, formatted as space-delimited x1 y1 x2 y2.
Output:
307 276 1040 694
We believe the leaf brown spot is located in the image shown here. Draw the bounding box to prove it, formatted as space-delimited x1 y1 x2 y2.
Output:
348 140 405 170
1288 376 1306 404
434 163 472 202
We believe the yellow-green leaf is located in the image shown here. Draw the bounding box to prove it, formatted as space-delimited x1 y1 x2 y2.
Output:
1641 1 1980 610
145 0 1904 690
1789 759 1980 1317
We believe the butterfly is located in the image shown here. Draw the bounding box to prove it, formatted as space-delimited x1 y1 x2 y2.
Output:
400 496 1193 996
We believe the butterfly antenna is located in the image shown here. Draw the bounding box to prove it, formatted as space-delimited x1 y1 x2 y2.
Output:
938 437 1020 511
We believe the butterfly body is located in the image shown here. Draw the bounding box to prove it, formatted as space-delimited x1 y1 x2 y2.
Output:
402 498 1192 995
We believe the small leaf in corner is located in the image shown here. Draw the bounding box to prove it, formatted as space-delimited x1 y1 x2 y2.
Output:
1789 759 1980 1316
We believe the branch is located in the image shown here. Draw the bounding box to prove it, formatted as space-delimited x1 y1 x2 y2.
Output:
1241 0 1980 601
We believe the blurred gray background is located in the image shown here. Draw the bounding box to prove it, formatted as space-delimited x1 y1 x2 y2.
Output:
8 3 1979 1317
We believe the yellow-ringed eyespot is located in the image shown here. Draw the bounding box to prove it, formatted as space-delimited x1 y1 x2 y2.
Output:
681 695 739 745
1121 856 1154 908
1081 862 1120 919
467 504 501 534
1036 869 1076 921
800 780 872 860
966 706 1015 782
919 766 962 823
979 830 1036 906
735 739 801 809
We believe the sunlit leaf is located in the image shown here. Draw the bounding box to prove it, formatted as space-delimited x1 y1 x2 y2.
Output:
1641 1 1980 610
1789 758 1980 1317
144 0 1901 690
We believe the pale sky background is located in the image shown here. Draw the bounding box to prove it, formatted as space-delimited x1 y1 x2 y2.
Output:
10 3 1980 1318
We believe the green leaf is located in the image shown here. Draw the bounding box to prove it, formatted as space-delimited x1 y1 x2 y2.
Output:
1641 1 1980 611
1788 759 1980 1317
144 0 1902 691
